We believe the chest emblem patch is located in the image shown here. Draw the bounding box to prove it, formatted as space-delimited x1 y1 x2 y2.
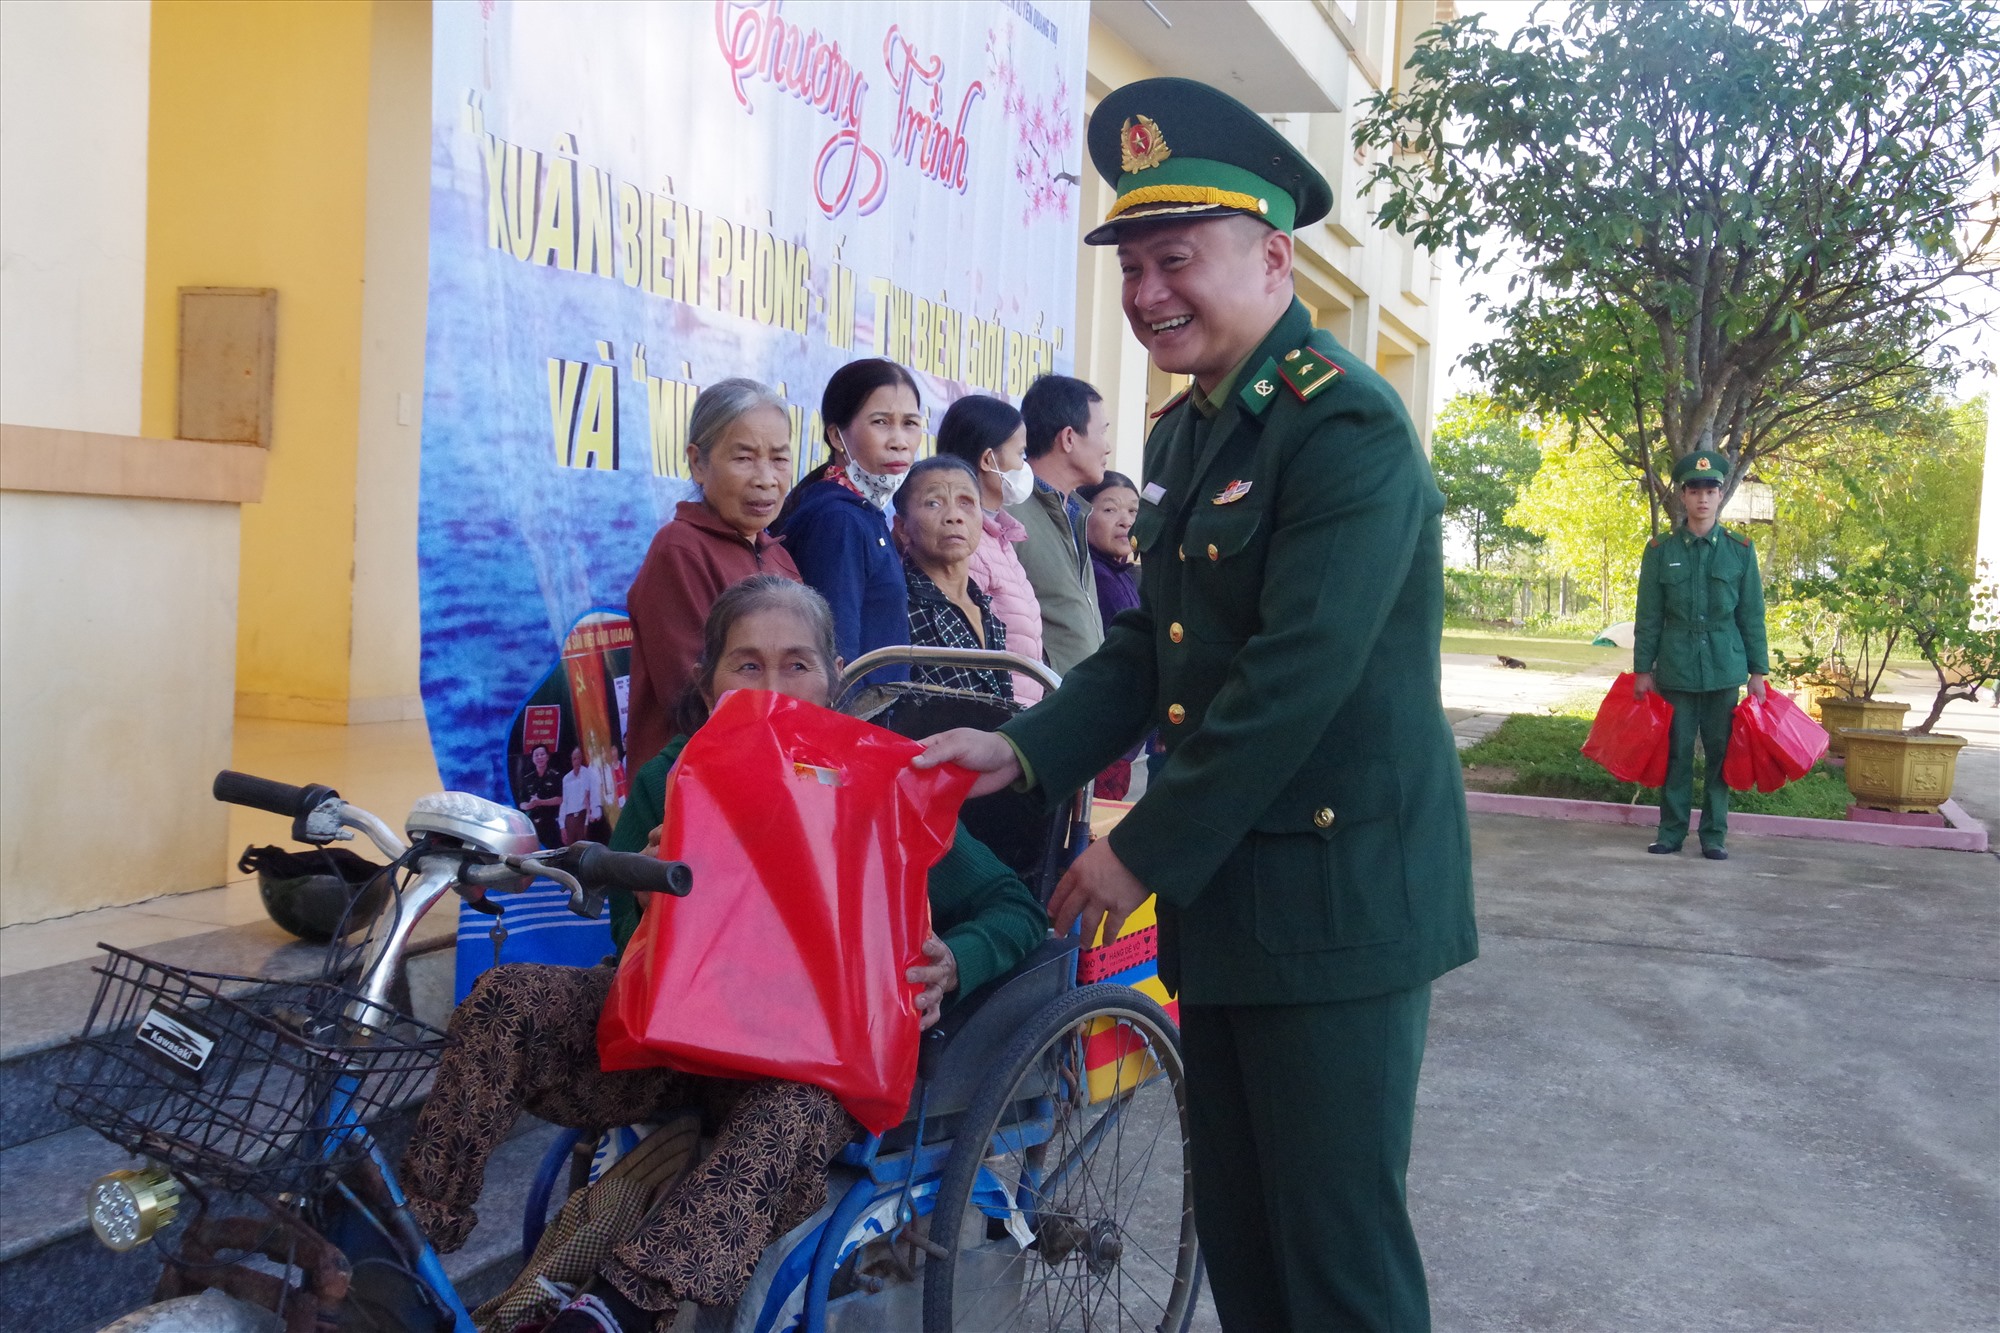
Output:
1212 479 1253 505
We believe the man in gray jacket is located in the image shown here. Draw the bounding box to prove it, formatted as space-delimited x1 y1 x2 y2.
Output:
1012 374 1113 673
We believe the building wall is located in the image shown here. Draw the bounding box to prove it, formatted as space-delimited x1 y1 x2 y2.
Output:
140 0 376 723
350 0 432 724
1 0 242 925
0 0 151 435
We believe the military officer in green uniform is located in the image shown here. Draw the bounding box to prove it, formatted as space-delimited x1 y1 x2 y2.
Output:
1633 448 1770 860
917 78 1476 1331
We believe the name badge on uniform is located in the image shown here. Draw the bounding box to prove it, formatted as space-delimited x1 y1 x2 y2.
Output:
1142 482 1167 505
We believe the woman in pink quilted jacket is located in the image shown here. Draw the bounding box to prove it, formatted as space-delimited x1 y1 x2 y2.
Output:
934 395 1047 703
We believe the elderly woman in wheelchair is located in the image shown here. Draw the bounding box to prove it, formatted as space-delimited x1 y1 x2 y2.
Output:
399 577 1048 1331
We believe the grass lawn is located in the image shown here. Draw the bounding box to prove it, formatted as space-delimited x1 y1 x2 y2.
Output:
1440 628 1628 672
1460 713 1853 819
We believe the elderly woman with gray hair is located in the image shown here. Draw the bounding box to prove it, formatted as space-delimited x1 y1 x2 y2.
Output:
623 378 803 773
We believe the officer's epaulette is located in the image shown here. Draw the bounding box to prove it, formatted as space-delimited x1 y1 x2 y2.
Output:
1277 340 1344 403
1647 535 1663 549
1726 525 1753 547
1149 389 1189 420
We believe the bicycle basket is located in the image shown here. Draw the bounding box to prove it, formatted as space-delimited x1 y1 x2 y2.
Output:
53 945 451 1195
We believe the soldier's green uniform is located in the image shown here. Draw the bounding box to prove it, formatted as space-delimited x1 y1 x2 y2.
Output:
1632 449 1770 854
1000 79 1476 1331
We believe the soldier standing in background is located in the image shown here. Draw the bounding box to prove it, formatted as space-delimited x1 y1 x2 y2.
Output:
1633 448 1771 860
919 78 1476 1331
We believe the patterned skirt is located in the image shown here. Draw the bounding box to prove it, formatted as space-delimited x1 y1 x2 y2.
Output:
398 962 859 1323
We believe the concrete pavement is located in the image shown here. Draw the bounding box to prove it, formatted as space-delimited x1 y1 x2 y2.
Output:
1414 812 1998 1331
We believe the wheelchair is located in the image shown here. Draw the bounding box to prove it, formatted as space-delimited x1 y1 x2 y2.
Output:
519 647 1202 1332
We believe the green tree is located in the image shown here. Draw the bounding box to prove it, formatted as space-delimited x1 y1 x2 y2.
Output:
1430 393 1543 568
1765 393 1986 584
1506 431 1652 616
1357 0 1998 520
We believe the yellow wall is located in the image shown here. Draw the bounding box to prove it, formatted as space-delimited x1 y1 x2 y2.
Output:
141 0 374 722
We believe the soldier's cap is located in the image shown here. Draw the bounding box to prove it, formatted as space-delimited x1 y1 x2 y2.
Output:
1671 449 1730 487
1083 77 1332 246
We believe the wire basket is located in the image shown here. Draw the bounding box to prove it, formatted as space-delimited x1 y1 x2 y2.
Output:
54 945 451 1195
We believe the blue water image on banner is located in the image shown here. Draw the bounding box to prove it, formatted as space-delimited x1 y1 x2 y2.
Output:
422 0 1087 997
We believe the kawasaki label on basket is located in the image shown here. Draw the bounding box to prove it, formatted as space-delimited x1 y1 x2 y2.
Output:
133 1004 219 1080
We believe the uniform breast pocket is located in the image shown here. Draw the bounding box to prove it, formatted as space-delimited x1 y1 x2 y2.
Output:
1248 770 1410 955
1708 568 1740 614
1179 507 1265 641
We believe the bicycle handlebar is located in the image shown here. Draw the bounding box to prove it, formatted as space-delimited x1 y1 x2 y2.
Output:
553 843 693 898
213 770 337 819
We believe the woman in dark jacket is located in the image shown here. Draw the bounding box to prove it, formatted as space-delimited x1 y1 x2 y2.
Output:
1077 471 1145 797
776 359 924 683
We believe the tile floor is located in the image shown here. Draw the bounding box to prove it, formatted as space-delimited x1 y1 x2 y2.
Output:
0 716 441 978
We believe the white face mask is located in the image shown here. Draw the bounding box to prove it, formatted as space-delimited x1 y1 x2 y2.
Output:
844 458 904 509
986 461 1035 507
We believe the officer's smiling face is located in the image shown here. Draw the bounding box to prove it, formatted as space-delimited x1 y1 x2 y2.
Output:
1117 216 1294 386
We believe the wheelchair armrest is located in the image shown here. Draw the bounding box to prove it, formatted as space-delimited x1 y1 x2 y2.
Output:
917 935 1078 1082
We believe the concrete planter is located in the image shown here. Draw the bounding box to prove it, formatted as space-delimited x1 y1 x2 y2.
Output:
1842 729 1968 814
1818 697 1910 757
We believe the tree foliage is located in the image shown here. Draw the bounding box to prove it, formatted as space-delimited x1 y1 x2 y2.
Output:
1430 393 1543 568
1358 0 1999 518
1505 426 1652 614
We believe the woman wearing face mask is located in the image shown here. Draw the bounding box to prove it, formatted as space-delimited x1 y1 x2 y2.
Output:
624 379 802 773
933 394 1046 703
776 359 923 683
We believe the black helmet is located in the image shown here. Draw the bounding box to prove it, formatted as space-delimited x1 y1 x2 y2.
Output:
239 845 391 943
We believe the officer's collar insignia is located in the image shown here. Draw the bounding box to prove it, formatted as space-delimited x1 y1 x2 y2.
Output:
1695 456 1712 471
1120 115 1171 173
1252 378 1275 398
1212 480 1253 505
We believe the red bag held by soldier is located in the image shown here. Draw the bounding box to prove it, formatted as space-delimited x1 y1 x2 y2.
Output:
1581 672 1675 788
597 689 975 1134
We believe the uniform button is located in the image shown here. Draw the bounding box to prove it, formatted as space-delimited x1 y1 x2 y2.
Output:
1207 543 1219 561
1178 545 1185 562
1167 703 1186 725
1313 807 1335 829
1169 622 1184 643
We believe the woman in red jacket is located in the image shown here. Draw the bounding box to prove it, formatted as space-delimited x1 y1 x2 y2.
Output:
623 378 801 771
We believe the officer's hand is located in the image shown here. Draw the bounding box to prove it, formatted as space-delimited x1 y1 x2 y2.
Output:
907 934 958 1031
1049 839 1150 949
1634 672 1657 698
912 728 1023 797
1748 674 1767 699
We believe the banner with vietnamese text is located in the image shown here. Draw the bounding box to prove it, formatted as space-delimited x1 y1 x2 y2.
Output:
420 0 1086 993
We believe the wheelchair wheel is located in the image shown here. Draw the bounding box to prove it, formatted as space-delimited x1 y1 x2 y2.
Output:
922 983 1200 1332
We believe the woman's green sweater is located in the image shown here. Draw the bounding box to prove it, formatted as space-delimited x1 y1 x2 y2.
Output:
607 736 1047 998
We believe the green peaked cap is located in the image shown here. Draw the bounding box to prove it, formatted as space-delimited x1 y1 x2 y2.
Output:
1083 77 1332 245
1671 449 1730 485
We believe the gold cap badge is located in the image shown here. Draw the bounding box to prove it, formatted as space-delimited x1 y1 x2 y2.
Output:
1695 456 1712 471
1120 114 1171 173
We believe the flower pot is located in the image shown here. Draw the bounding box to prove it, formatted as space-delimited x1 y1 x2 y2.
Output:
1802 681 1854 723
1842 729 1967 814
1817 697 1909 758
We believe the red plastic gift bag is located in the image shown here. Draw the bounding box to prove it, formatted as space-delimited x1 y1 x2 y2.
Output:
1581 673 1675 787
1723 693 1786 792
1754 689 1829 780
597 689 974 1133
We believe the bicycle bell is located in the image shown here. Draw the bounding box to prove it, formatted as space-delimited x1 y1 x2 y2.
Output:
406 791 543 858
